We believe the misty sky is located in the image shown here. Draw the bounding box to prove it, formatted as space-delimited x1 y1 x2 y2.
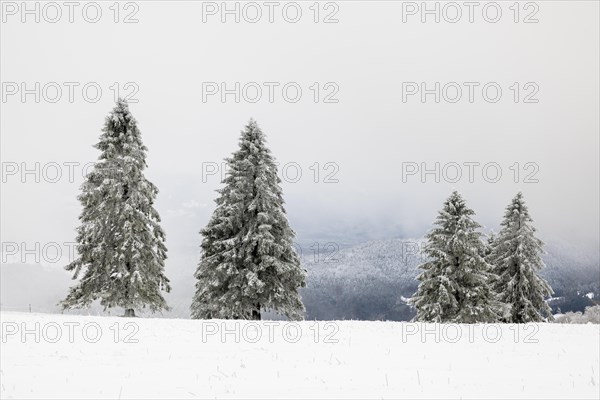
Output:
1 1 599 268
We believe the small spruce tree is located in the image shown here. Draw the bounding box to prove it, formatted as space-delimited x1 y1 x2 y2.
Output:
191 119 306 320
489 192 553 322
411 191 502 323
483 232 496 260
61 99 170 317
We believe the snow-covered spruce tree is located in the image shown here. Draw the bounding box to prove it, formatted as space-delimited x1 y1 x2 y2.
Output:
191 119 306 320
411 191 502 323
61 99 170 317
489 192 553 322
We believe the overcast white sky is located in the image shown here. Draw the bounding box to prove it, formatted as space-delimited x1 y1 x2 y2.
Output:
1 1 599 265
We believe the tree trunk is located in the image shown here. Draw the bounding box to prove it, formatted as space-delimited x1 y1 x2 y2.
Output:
124 308 135 317
251 304 261 320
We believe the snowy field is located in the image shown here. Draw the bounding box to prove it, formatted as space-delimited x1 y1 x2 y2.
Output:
1 311 598 399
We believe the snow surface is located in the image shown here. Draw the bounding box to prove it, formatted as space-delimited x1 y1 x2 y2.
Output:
1 311 598 399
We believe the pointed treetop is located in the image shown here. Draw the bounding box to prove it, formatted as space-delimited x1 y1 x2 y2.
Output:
445 190 469 210
509 191 527 209
96 99 147 168
116 97 129 107
239 118 267 143
503 192 535 231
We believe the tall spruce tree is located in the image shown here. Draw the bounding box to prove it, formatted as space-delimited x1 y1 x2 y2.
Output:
489 192 553 322
61 99 170 317
411 191 502 323
191 119 306 320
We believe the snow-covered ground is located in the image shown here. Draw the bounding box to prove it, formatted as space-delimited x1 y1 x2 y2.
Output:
1 311 598 399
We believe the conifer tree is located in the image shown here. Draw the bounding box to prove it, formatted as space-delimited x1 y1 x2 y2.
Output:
61 99 170 317
483 232 496 261
191 119 306 320
489 192 553 322
411 191 502 323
